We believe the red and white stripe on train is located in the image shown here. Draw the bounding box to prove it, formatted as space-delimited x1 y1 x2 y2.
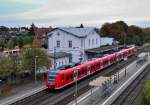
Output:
45 47 135 89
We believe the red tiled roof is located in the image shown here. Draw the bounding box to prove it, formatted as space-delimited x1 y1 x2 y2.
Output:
34 27 53 38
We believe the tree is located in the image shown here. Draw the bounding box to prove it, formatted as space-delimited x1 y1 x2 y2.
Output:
32 37 40 48
0 38 6 51
100 20 150 45
0 57 10 78
0 26 9 32
18 36 24 48
21 48 51 73
6 38 15 49
24 35 31 45
29 23 36 35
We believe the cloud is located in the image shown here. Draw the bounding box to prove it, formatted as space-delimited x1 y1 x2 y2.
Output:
0 0 150 27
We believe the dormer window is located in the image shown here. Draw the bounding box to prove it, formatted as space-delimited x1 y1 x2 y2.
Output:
92 31 94 34
57 32 60 36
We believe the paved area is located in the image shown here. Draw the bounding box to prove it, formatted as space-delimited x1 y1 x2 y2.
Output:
67 58 149 105
0 81 45 105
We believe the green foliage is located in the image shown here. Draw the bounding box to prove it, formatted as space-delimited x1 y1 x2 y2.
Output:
18 36 24 48
100 20 150 45
0 48 51 81
0 38 5 51
138 83 150 105
7 38 15 49
23 35 34 45
21 48 51 72
6 35 34 49
41 44 48 49
0 55 22 78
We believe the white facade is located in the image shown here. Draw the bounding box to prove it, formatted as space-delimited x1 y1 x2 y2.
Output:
51 57 70 69
48 27 113 63
101 37 114 46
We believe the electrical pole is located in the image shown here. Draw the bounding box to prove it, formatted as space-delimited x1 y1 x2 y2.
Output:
54 46 56 71
35 56 38 84
74 69 78 105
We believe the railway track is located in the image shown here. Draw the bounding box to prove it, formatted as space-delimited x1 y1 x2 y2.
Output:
10 55 137 105
112 61 150 105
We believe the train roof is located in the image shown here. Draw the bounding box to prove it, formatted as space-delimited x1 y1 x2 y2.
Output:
51 47 135 74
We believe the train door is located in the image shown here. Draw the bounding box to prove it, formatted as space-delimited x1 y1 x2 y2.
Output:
87 66 91 75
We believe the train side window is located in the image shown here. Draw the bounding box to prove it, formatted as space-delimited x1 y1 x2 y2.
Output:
96 63 100 68
66 75 70 80
82 69 85 74
70 74 73 79
62 75 64 82
91 66 94 70
103 60 108 65
78 71 81 75
87 66 91 71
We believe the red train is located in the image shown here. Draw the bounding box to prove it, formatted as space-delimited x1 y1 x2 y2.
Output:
45 47 135 89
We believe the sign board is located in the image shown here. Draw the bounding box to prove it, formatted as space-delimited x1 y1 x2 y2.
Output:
124 57 128 61
74 70 78 78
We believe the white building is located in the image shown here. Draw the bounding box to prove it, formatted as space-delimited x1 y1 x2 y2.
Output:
48 27 113 68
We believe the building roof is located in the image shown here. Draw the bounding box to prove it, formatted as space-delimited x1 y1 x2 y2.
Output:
49 52 71 59
34 27 53 38
48 27 98 38
85 45 124 54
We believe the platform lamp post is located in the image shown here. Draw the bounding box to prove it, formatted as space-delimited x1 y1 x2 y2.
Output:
54 46 56 71
74 69 78 105
35 56 38 84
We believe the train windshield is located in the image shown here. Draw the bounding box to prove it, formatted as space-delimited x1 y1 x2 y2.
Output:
48 70 57 83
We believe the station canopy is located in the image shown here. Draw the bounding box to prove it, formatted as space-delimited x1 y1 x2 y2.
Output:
89 76 110 87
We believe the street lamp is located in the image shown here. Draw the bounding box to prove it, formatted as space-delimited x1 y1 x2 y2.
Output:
35 56 38 84
74 69 78 105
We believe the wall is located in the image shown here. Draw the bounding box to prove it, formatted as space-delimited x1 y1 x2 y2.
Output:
84 31 101 50
50 57 69 69
101 37 113 46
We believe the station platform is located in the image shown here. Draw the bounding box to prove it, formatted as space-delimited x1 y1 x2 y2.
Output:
67 57 150 105
0 81 46 105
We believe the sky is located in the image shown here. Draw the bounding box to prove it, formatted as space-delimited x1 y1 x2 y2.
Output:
0 0 150 28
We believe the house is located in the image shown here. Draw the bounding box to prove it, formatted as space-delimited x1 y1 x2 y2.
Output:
34 27 53 47
48 26 113 68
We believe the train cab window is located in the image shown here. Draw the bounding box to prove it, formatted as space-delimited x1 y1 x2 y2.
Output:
48 70 57 83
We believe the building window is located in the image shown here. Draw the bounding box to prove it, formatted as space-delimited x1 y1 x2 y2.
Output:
89 39 91 46
96 39 98 45
69 40 72 48
92 38 94 45
56 40 60 48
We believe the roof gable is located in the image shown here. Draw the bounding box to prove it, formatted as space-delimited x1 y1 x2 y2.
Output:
48 27 98 38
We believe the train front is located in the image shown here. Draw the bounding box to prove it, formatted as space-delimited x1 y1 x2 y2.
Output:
45 70 57 89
